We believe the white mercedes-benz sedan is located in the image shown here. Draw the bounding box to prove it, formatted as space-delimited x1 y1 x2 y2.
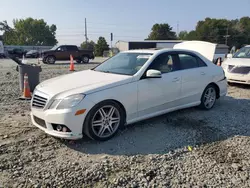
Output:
30 41 227 141
222 45 250 85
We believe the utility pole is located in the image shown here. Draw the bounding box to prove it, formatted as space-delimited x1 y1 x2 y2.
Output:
85 18 88 44
110 33 113 56
110 33 113 49
224 25 230 45
177 21 179 38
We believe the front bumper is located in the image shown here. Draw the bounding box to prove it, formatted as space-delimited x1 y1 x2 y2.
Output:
31 112 83 140
30 98 95 140
225 72 250 85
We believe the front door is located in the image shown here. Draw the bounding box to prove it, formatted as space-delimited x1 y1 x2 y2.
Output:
137 52 182 117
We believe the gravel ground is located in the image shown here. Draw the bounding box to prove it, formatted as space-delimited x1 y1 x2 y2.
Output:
0 58 250 187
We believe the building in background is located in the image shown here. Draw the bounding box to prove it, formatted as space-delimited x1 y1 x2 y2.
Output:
115 40 184 52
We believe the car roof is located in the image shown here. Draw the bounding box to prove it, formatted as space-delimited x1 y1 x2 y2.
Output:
121 48 200 55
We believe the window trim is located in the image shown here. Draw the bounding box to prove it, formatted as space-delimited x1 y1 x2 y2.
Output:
174 51 207 70
140 52 180 80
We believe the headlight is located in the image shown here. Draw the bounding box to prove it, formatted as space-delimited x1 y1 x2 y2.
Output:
50 94 85 110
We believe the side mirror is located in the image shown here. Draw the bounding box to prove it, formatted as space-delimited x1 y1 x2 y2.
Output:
226 54 233 58
146 69 162 78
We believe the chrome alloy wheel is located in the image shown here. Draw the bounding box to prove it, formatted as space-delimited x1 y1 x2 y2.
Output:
91 105 120 138
203 87 216 109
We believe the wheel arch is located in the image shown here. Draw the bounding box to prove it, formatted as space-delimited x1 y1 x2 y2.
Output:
82 98 127 140
206 82 220 99
84 99 127 124
46 55 56 62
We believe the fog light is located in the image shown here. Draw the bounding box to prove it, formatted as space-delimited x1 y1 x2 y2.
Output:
56 125 62 131
62 127 68 132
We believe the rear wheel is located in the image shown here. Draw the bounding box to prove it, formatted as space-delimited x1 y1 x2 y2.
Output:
83 101 125 141
82 56 89 64
199 85 217 110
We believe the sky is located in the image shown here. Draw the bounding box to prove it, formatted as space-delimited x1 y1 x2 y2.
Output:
0 0 250 46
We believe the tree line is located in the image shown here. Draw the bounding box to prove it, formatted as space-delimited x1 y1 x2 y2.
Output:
1 16 250 56
148 17 250 49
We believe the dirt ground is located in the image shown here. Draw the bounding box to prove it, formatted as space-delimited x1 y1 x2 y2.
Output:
0 58 250 188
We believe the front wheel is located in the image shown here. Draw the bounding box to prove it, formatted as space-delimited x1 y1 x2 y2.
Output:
199 85 217 110
76 59 82 64
46 56 56 64
83 101 125 141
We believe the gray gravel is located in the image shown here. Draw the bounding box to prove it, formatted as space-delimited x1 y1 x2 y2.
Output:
0 58 250 187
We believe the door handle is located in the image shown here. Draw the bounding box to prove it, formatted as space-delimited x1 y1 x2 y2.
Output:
201 72 205 75
172 77 180 82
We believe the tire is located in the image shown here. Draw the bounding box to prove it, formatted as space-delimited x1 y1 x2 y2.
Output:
199 84 217 110
42 58 47 64
82 56 89 64
76 59 82 64
46 56 56 64
83 101 125 141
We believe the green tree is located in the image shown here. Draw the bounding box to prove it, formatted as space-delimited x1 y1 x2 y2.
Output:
0 18 58 45
80 40 95 50
147 23 177 40
95 37 109 56
178 30 188 40
176 17 250 48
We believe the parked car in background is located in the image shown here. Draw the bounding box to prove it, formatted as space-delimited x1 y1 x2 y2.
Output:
0 41 5 58
25 50 39 58
31 41 227 141
222 45 250 85
40 45 95 64
8 48 27 58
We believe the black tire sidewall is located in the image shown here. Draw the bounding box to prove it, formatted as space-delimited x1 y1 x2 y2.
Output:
76 59 82 64
83 101 125 141
199 85 217 110
47 56 56 64
82 56 89 64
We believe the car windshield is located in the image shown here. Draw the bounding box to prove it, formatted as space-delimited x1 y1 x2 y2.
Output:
27 50 37 53
233 46 250 58
94 52 153 75
50 46 58 50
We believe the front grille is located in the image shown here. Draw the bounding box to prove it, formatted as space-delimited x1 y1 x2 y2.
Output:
32 94 48 109
228 66 250 74
33 116 46 128
228 65 234 71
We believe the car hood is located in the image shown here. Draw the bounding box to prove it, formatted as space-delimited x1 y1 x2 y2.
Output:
42 50 54 54
35 69 133 98
223 58 250 66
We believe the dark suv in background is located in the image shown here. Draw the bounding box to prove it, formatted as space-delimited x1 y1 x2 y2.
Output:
8 48 27 58
41 45 95 64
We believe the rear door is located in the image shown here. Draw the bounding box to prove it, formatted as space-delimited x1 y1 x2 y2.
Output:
67 45 79 59
176 52 210 105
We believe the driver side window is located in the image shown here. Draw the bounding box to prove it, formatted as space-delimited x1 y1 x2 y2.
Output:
57 46 66 51
148 53 176 74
